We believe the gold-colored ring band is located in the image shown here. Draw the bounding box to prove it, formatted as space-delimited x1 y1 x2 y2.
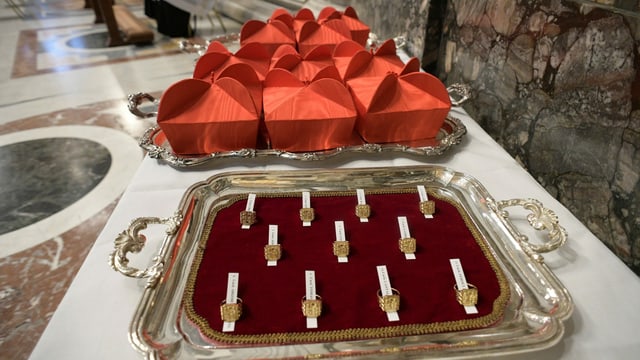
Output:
240 210 256 226
454 283 478 306
419 200 435 215
399 237 416 254
355 204 371 219
220 298 243 322
264 244 281 261
377 288 400 313
301 295 323 318
299 207 315 222
333 241 350 257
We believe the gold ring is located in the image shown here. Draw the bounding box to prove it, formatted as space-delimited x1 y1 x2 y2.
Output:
454 283 478 306
220 298 243 322
302 295 322 318
377 288 400 313
240 210 256 226
299 207 315 222
333 241 350 257
419 200 435 215
264 244 281 261
355 204 371 219
398 237 416 254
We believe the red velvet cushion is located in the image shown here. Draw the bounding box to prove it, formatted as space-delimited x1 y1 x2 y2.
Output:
184 189 509 345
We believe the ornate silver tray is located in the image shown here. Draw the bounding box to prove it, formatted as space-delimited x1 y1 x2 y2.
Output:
110 165 572 359
129 87 469 168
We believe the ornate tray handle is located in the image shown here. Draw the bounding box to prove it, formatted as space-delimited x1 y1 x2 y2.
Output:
496 199 568 263
109 214 182 288
127 92 158 118
447 83 471 106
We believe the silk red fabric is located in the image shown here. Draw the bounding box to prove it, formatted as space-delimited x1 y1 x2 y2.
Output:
348 72 451 143
297 19 353 56
193 41 271 81
157 77 259 154
240 19 296 56
156 6 452 155
270 44 334 82
318 6 370 46
263 68 359 151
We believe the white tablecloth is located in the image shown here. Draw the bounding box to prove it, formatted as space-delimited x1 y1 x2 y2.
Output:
29 108 640 359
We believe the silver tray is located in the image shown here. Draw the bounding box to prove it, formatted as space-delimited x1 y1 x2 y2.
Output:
110 166 572 359
133 113 466 168
129 85 469 168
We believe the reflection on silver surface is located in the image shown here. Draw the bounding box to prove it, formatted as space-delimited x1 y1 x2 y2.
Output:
135 115 467 168
111 166 573 359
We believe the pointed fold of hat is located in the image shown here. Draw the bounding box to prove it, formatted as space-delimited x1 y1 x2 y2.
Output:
263 68 359 151
297 19 352 56
296 8 315 21
193 41 270 81
217 63 263 115
318 6 370 46
332 40 367 80
270 44 335 82
240 19 296 56
270 8 294 28
270 7 315 35
205 40 230 55
157 77 259 155
270 44 300 69
339 39 421 81
349 72 451 144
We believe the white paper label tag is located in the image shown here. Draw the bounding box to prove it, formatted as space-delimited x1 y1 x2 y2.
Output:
397 216 410 238
397 217 416 260
267 225 278 266
222 272 239 332
245 193 256 211
302 192 312 227
242 193 257 229
334 221 348 263
376 265 399 321
449 258 478 314
305 270 318 328
417 185 433 219
356 189 368 222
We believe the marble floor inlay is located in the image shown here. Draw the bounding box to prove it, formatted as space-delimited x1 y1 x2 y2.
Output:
0 0 235 353
0 137 111 236
0 124 143 257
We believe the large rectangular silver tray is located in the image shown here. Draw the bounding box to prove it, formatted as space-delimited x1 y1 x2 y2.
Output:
110 166 572 359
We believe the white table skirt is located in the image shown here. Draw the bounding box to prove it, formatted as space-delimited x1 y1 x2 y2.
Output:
29 108 640 359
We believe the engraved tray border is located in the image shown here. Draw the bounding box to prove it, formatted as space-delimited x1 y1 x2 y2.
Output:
114 166 572 359
136 115 466 168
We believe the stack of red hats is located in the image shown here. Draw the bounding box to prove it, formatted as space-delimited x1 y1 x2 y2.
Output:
157 6 451 155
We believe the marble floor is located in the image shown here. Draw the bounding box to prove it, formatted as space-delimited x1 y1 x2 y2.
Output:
0 1 247 359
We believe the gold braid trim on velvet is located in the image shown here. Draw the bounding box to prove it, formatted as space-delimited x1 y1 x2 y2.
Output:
182 188 510 345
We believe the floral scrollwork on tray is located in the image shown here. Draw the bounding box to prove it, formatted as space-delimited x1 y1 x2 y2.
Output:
109 213 183 288
495 198 568 263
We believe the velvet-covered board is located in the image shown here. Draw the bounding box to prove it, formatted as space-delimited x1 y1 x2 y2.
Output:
183 189 509 345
